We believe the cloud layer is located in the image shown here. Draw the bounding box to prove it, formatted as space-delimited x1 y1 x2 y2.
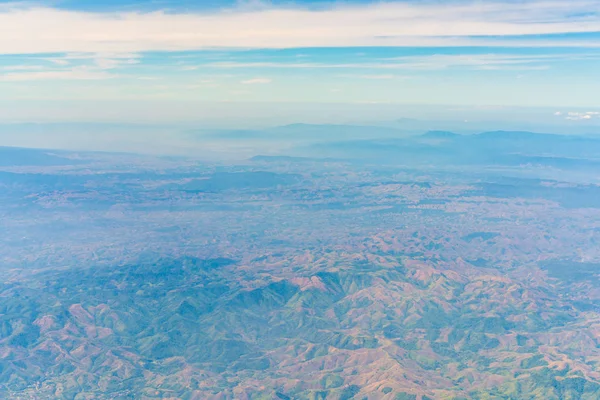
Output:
241 78 272 84
206 53 590 71
1 1 600 54
557 111 600 120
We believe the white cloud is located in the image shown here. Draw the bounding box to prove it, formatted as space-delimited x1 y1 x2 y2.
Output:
1 2 600 54
0 52 139 81
211 62 325 69
356 74 397 79
0 65 44 71
206 53 569 71
186 80 220 89
564 111 600 120
47 58 70 66
337 73 411 80
94 57 139 70
40 52 141 71
241 78 271 84
0 66 115 81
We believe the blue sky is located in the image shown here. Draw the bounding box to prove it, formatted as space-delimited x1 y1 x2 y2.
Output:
1 0 600 125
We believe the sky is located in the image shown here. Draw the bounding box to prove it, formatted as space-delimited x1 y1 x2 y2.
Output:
1 0 600 127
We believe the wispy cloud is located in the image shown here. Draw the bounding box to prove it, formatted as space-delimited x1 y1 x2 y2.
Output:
0 65 44 71
1 2 600 54
47 58 70 66
241 78 271 84
382 54 559 70
94 57 139 70
46 52 142 69
0 52 141 81
206 53 569 71
0 66 115 81
337 73 409 80
186 80 220 89
355 74 397 80
563 111 600 120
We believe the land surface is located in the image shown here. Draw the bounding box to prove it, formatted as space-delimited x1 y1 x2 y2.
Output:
1 129 600 399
